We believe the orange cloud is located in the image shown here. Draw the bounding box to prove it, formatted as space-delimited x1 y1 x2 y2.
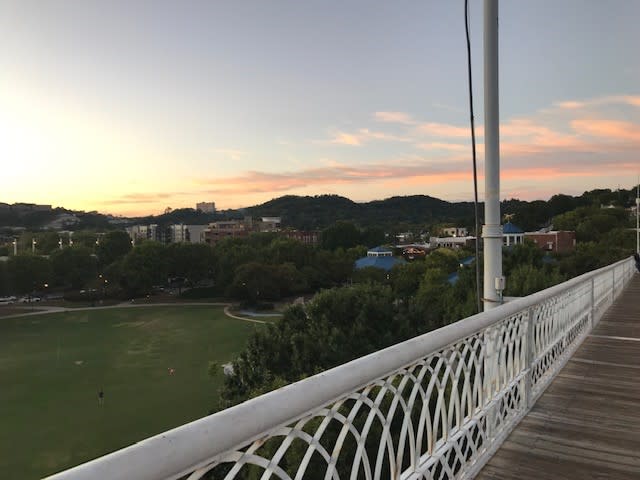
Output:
414 122 469 138
330 132 362 146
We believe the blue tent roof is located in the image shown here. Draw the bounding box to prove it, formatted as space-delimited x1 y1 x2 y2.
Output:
355 256 405 271
503 222 524 234
459 256 475 266
447 272 459 285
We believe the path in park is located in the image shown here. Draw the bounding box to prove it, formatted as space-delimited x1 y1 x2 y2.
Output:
0 301 270 324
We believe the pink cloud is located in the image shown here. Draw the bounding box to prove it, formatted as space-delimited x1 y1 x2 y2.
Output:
374 111 416 124
554 95 640 110
328 128 409 146
571 118 640 142
416 142 467 151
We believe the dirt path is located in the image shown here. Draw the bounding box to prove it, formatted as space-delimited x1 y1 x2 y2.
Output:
0 301 270 325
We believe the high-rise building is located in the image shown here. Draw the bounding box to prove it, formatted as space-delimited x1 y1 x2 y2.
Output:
196 202 216 214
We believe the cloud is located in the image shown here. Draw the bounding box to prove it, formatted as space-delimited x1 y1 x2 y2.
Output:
197 93 640 202
327 128 410 146
571 118 640 142
554 95 640 110
416 142 467 151
414 122 469 138
554 101 585 110
373 111 416 124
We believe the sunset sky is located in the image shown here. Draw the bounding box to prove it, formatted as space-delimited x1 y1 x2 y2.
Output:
1 1 639 215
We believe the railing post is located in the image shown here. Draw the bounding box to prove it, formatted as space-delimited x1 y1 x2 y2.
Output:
483 327 498 438
590 277 596 328
611 268 615 303
524 306 535 409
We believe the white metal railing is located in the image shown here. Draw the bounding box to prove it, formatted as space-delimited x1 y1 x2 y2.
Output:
47 257 636 480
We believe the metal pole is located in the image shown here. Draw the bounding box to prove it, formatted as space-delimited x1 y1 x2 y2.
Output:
483 0 502 310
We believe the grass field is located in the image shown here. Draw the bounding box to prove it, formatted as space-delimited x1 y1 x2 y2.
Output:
0 306 262 479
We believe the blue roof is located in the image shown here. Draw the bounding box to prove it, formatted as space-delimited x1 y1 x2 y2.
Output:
503 222 524 234
459 256 475 266
447 272 459 285
355 256 405 271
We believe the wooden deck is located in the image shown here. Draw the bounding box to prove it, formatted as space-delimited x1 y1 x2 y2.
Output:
476 273 640 480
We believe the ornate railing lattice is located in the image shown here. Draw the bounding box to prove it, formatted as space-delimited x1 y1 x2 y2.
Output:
47 258 636 480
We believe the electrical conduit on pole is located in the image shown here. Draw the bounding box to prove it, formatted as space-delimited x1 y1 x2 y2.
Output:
483 0 503 311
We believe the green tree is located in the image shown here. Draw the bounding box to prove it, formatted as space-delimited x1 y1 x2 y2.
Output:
71 231 100 250
390 261 428 301
227 262 282 302
166 243 216 285
119 242 168 296
352 266 388 285
321 221 361 250
50 246 98 290
220 283 406 407
0 262 9 296
96 230 132 267
6 255 53 294
34 231 61 255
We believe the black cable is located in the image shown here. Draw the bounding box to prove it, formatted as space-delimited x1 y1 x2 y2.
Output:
465 0 482 313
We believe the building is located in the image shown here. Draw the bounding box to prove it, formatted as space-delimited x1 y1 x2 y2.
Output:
282 230 320 245
400 245 429 260
259 217 281 232
442 227 468 238
202 220 250 245
430 236 476 249
524 231 576 253
502 222 524 246
355 246 405 271
196 202 216 214
126 225 151 244
184 225 208 244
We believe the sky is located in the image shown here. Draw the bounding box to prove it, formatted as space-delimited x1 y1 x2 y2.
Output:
1 0 639 216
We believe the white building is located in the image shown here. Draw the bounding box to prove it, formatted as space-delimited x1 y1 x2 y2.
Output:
168 224 209 243
430 236 476 249
442 227 468 237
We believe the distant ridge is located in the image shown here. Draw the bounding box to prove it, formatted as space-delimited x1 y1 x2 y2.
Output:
1 186 637 231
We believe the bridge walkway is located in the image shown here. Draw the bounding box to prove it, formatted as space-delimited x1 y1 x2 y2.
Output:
476 273 640 479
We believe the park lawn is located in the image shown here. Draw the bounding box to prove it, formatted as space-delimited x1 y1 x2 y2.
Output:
0 306 261 479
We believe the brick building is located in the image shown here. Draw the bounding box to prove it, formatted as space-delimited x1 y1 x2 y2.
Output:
524 231 576 253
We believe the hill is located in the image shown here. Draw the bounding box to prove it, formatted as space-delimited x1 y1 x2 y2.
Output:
1 185 637 232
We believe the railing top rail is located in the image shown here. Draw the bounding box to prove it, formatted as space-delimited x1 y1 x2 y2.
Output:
46 256 634 480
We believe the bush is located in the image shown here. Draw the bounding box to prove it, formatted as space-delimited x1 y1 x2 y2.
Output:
179 286 220 299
